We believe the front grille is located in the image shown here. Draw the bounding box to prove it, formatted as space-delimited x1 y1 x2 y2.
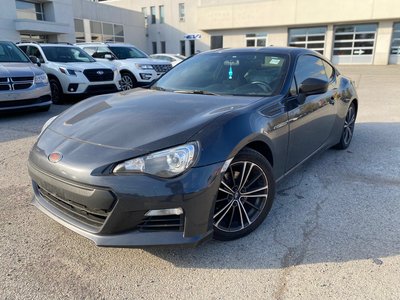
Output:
151 64 172 73
83 69 114 82
85 84 118 95
37 185 110 229
0 95 51 108
0 76 33 91
137 215 184 232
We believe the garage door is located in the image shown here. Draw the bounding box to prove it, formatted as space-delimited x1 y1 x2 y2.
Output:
332 24 377 64
389 22 400 64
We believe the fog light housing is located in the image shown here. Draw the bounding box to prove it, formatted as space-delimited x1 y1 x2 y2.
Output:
145 208 183 217
68 83 79 92
140 73 153 80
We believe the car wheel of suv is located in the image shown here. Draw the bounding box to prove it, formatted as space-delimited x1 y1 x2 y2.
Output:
120 72 136 90
213 148 275 241
334 102 356 150
49 79 63 104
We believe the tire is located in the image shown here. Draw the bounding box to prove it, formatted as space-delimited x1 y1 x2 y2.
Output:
49 78 64 104
120 72 137 90
213 148 275 241
334 102 356 150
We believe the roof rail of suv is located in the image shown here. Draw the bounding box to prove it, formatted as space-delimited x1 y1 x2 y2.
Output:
16 41 73 45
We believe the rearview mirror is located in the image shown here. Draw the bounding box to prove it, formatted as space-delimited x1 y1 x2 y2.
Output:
29 55 41 67
299 78 328 96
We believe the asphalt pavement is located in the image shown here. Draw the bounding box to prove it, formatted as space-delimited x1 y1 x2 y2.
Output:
1 65 399 299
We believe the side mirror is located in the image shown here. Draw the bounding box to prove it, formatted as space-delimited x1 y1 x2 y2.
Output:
104 53 114 60
29 56 41 67
299 78 328 96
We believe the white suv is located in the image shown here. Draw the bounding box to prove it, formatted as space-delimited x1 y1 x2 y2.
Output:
18 43 121 103
76 43 172 90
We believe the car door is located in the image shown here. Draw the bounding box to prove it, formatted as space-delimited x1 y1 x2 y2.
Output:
286 54 338 170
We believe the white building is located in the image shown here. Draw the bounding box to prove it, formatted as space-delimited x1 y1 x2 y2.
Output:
0 0 146 50
103 0 400 65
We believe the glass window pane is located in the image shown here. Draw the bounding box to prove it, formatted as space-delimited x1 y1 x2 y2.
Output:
308 35 325 41
354 41 374 47
257 39 266 47
295 55 328 85
246 40 255 47
355 33 375 39
90 21 102 34
290 43 306 48
102 23 113 35
333 49 352 55
290 36 306 42
74 19 84 33
307 43 324 49
394 23 400 31
335 34 354 40
355 24 377 32
334 42 353 48
336 26 354 33
115 37 124 42
114 25 123 37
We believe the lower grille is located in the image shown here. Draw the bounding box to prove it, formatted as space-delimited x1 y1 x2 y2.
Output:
83 69 114 82
137 215 184 232
151 64 172 73
85 84 118 95
0 95 51 108
37 185 110 229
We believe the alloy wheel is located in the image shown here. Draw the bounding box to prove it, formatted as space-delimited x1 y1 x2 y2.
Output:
120 74 134 90
343 104 356 146
214 161 269 232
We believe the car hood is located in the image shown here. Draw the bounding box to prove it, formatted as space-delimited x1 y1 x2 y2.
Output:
0 62 44 76
121 58 171 65
48 89 261 155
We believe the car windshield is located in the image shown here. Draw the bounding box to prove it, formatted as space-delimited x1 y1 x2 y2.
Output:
0 41 30 63
42 46 96 63
152 51 289 97
108 46 148 59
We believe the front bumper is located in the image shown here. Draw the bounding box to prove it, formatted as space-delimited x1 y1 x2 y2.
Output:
28 159 223 247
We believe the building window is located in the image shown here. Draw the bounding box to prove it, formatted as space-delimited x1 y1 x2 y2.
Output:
180 40 186 56
141 7 148 27
332 23 377 64
74 19 85 43
20 33 47 43
211 36 223 49
150 6 156 24
152 42 157 54
390 22 400 55
161 41 166 53
179 3 185 22
89 20 124 43
16 0 45 21
159 5 165 24
245 33 267 47
288 27 326 54
189 40 195 55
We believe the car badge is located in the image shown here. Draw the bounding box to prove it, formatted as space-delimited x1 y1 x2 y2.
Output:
48 152 63 163
97 70 104 75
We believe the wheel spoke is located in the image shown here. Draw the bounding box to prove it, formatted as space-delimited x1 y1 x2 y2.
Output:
218 187 233 195
238 162 247 190
228 206 235 230
244 173 262 190
239 163 254 191
237 201 244 229
241 185 268 195
229 166 236 186
243 194 269 198
216 196 229 203
239 201 251 225
221 180 234 194
214 200 233 219
214 201 234 226
243 199 260 210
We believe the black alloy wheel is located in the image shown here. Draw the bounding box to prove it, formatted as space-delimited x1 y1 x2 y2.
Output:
120 72 137 90
213 148 275 241
49 79 63 104
335 102 356 150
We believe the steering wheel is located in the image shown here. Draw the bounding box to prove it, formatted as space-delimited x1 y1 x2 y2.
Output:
248 81 273 93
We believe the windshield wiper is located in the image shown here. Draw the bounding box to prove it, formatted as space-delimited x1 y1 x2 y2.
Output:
173 90 220 96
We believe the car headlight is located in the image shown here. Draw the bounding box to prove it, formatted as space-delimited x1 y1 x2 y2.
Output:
135 64 154 70
40 115 58 135
34 73 48 84
113 142 198 178
59 67 77 76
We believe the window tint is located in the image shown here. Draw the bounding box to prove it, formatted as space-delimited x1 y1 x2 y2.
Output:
294 55 328 86
322 61 335 81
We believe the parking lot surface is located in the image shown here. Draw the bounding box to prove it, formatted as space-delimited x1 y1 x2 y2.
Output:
1 65 400 299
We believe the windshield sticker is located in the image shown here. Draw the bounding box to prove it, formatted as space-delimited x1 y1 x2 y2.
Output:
269 58 281 65
228 65 233 80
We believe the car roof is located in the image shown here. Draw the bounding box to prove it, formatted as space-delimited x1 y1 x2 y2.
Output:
76 43 137 48
17 42 77 48
204 47 323 57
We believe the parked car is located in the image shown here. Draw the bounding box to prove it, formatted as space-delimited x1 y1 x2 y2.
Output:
76 43 172 90
0 41 51 112
28 47 358 247
150 53 186 67
18 43 121 103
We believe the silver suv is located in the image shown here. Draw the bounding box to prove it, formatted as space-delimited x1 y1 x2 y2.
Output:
76 43 172 90
0 41 51 112
18 43 121 103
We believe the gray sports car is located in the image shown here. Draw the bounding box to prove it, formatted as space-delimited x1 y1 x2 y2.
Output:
28 47 358 247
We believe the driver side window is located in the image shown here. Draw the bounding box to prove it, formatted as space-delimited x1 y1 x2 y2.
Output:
294 55 328 91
